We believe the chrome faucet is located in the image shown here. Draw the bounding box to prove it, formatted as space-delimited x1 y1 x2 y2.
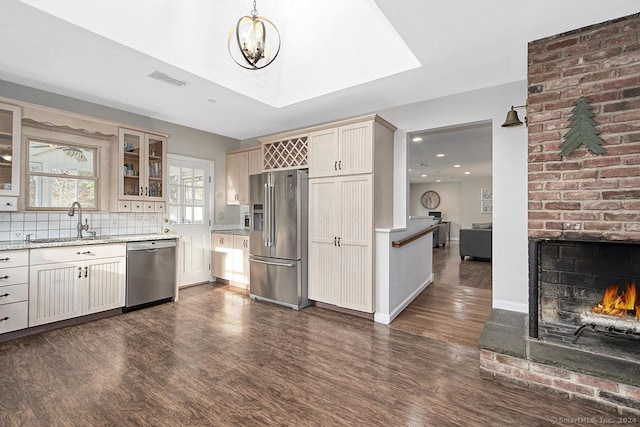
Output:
68 201 90 238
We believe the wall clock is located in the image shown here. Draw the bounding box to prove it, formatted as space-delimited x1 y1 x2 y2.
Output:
421 191 440 209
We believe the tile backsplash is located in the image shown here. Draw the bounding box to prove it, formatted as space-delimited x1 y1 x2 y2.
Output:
0 212 163 241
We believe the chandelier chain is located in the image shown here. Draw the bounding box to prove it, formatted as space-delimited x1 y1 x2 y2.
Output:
251 0 258 18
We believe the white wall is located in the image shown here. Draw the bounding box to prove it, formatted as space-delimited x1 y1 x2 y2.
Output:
380 80 529 313
0 79 242 225
460 176 493 228
375 217 434 324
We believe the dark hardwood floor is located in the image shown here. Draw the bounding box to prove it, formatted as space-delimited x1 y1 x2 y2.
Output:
390 241 493 347
0 253 618 426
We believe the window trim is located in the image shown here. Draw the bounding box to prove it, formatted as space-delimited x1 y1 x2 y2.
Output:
21 126 111 211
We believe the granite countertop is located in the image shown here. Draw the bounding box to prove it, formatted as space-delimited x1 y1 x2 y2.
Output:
0 234 180 251
211 229 250 236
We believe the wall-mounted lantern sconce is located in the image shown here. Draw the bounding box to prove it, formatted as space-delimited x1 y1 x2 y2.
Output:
501 104 527 127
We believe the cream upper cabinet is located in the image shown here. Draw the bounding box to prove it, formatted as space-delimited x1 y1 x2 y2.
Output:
112 128 167 212
308 175 373 312
0 102 21 209
308 121 373 178
226 151 249 205
248 147 262 175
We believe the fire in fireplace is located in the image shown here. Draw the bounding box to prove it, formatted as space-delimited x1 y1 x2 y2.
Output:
591 283 638 320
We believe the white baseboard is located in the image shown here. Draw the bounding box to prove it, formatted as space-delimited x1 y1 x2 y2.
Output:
374 274 434 324
493 299 528 313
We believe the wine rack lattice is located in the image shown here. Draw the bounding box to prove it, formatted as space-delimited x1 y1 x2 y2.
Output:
263 136 308 170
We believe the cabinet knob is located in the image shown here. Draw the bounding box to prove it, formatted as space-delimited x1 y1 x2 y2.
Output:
0 275 8 280
0 316 8 322
0 293 9 298
77 251 92 255
5 202 11 206
164 228 170 234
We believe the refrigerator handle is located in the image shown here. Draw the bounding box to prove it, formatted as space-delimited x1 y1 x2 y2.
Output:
269 182 276 245
264 182 275 247
264 182 271 247
249 257 296 268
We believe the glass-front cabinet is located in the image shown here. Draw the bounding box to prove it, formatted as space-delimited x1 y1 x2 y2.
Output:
114 128 167 212
0 102 21 204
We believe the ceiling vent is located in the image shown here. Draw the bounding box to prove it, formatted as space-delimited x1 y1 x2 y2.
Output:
148 71 187 87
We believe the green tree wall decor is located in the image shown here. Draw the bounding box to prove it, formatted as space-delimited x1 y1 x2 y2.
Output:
559 96 606 157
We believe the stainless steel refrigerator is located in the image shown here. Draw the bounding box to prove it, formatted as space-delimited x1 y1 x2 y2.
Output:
249 169 310 310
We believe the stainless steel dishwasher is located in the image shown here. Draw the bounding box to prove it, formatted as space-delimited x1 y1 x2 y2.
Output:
125 240 177 310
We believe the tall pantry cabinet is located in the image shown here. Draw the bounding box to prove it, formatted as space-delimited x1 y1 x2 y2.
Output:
307 115 395 313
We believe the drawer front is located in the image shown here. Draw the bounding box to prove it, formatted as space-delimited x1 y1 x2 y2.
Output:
154 202 166 212
0 249 29 268
0 196 18 212
118 200 132 212
131 202 143 213
0 266 28 286
143 202 155 212
0 301 28 334
0 283 28 305
30 243 127 265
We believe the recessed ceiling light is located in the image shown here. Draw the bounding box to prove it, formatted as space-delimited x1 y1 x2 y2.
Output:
207 99 217 104
408 168 412 172
453 164 461 168
464 171 471 175
436 179 441 182
421 174 427 178
412 136 423 142
436 154 445 157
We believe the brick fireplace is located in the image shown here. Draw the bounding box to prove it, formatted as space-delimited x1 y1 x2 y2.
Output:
480 12 640 415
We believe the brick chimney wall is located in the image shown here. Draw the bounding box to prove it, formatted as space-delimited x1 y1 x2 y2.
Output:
527 13 640 241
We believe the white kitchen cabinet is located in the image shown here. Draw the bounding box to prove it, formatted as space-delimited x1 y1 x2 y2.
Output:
308 121 373 178
211 233 250 287
307 115 395 313
233 235 250 284
0 102 21 210
29 244 126 327
226 151 249 205
112 128 167 212
0 249 29 334
211 234 234 281
308 175 374 312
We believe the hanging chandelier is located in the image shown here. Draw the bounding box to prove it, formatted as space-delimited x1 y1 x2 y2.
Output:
228 0 281 70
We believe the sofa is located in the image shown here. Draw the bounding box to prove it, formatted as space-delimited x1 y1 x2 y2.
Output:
459 223 492 261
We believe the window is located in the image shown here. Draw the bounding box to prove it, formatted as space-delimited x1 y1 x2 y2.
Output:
27 137 99 210
168 162 207 224
23 124 110 211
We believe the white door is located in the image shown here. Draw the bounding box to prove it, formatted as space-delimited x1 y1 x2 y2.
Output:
167 155 213 287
